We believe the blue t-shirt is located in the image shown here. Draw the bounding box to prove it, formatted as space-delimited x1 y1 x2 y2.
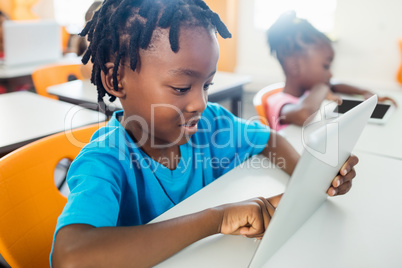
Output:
54 102 270 237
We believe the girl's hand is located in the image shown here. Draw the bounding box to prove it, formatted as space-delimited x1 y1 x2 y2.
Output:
327 154 359 196
326 90 342 105
377 96 398 107
363 91 398 107
216 197 276 239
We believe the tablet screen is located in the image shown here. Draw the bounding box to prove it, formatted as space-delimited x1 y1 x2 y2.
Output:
334 99 391 119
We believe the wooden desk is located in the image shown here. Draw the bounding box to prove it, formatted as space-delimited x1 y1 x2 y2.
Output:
47 72 251 117
0 91 106 156
151 152 402 267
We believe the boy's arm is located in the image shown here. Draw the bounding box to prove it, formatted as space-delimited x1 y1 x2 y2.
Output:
53 197 275 267
260 131 299 176
53 210 220 268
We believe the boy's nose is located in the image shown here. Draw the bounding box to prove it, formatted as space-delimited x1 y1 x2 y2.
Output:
186 88 207 113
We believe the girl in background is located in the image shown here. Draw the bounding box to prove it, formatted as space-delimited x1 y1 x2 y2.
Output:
266 11 396 131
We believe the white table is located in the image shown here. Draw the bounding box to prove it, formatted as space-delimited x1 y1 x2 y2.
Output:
0 56 82 79
0 91 106 155
151 152 402 268
279 89 402 160
353 89 402 159
47 72 251 117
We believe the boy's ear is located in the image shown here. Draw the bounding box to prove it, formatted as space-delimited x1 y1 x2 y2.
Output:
100 62 126 99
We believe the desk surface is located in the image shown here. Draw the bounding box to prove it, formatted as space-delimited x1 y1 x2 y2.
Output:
47 72 251 116
0 56 82 79
151 152 402 268
279 89 402 160
353 89 402 159
0 91 106 154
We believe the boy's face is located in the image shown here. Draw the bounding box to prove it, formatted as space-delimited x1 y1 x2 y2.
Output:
118 26 220 150
298 42 334 89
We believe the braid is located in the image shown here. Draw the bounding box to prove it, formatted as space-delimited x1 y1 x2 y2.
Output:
139 4 161 49
168 10 183 52
128 20 143 70
267 11 331 64
80 0 231 105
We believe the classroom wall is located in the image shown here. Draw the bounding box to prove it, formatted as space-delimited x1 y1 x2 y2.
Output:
204 0 238 72
32 0 54 20
236 0 402 91
0 0 54 20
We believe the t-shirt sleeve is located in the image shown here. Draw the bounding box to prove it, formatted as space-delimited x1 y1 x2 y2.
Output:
55 149 125 233
266 92 300 131
200 103 270 176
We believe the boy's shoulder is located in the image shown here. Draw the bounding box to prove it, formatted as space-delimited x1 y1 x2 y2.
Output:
78 110 132 156
203 102 234 119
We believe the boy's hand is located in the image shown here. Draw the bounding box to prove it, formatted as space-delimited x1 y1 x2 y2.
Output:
327 154 359 196
216 197 276 239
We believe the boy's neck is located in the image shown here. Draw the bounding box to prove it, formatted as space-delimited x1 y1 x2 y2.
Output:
141 145 181 170
119 113 182 170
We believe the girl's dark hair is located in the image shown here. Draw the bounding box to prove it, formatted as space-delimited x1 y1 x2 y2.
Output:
80 0 231 104
267 11 331 64
0 11 9 19
75 1 103 57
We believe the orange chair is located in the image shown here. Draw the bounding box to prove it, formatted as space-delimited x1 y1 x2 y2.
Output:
61 26 71 54
0 122 106 268
397 39 402 85
31 63 84 100
252 82 284 127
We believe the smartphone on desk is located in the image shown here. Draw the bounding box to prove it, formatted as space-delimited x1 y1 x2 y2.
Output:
333 99 395 124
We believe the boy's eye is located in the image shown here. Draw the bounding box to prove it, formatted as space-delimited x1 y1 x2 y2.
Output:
323 64 330 70
173 87 191 93
204 82 214 91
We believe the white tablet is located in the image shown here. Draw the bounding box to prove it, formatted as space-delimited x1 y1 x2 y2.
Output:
248 95 378 268
332 98 395 124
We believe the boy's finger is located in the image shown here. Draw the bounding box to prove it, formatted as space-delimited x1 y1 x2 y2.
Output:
327 186 337 196
341 168 356 183
255 197 271 231
334 181 352 195
331 175 342 188
340 155 359 176
332 167 356 188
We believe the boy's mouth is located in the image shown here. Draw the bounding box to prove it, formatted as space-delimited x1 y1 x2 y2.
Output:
179 118 200 134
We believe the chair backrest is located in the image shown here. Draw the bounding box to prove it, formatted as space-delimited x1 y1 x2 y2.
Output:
252 82 284 126
31 63 84 99
397 39 402 85
61 26 71 54
0 122 106 268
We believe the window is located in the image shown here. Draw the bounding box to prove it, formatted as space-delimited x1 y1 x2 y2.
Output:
54 0 96 33
254 0 337 34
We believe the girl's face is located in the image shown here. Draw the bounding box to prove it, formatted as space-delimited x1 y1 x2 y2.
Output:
298 42 334 89
118 26 220 151
0 15 7 54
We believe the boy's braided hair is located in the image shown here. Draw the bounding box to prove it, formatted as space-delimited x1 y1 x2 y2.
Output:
80 0 231 104
267 11 331 65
